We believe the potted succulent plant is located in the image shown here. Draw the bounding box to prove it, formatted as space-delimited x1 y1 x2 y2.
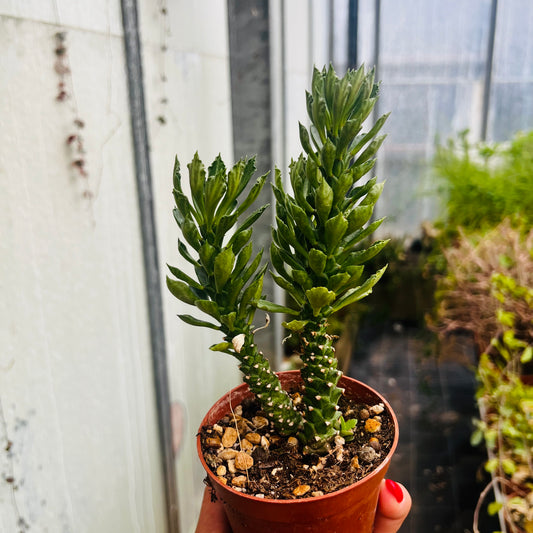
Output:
167 65 398 532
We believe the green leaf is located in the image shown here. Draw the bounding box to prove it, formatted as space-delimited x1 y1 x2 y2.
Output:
349 112 390 156
325 213 348 253
166 277 197 305
470 428 484 447
329 266 387 314
233 241 253 278
521 345 533 363
485 458 499 473
204 174 227 226
501 458 516 475
187 152 206 213
182 220 202 251
293 269 313 290
272 272 305 305
195 299 220 320
305 286 336 316
239 268 266 316
256 300 298 316
167 264 204 291
228 205 268 248
347 205 374 233
341 239 389 266
291 204 318 244
329 273 351 293
487 501 503 516
178 314 220 330
282 319 309 332
210 342 233 353
199 242 216 269
214 247 235 291
339 416 357 439
219 312 237 330
299 122 319 162
361 181 385 207
229 228 252 255
308 248 327 276
321 139 336 176
315 178 334 223
172 156 182 191
235 172 269 218
353 135 386 166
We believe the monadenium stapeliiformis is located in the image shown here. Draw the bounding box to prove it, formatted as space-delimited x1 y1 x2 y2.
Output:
167 65 389 453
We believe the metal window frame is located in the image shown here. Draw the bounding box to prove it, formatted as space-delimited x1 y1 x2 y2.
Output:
120 1 180 532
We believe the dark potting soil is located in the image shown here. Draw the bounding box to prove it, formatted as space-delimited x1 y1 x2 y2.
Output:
199 389 395 500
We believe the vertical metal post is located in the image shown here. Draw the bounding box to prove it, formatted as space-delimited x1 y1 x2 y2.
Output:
120 1 180 532
373 0 381 92
348 0 359 69
328 0 335 64
481 0 498 141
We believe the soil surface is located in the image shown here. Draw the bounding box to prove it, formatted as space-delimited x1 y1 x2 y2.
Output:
199 387 395 500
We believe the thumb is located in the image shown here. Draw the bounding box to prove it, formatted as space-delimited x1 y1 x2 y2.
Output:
373 479 412 533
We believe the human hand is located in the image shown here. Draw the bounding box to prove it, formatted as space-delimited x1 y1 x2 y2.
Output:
195 479 411 533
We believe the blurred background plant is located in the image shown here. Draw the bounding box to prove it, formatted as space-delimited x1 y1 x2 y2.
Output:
434 129 533 236
471 274 533 533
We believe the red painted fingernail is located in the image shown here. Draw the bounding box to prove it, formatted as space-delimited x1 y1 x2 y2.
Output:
386 479 404 503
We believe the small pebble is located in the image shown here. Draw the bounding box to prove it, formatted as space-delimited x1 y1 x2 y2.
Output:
359 446 377 463
240 439 253 452
237 419 251 435
227 459 236 474
235 451 254 471
218 449 237 460
312 491 324 497
252 416 268 429
369 437 381 451
268 435 281 446
261 436 270 450
334 435 345 447
217 476 227 485
232 475 247 487
287 437 298 447
245 432 261 445
350 456 360 470
216 465 227 476
359 408 370 420
293 484 310 497
222 427 238 448
213 424 224 435
205 436 222 448
292 392 302 405
234 405 243 416
255 494 265 499
365 419 381 433
370 404 385 415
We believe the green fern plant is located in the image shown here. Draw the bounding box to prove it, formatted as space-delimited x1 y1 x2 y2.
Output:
167 65 389 453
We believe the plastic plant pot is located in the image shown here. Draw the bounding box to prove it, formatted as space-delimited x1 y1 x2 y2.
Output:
197 370 399 533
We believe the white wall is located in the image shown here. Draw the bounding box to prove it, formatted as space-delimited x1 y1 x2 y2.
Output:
0 1 239 532
137 1 240 531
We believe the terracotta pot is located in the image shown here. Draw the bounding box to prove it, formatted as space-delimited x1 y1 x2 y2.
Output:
197 370 399 533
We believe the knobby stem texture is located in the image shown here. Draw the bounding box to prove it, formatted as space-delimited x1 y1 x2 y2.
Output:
299 319 344 452
237 333 303 435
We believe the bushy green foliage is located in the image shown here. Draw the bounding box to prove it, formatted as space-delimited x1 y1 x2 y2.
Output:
434 130 533 233
471 274 533 532
167 65 389 453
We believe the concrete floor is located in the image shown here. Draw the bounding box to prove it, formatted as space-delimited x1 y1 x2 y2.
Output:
349 325 500 533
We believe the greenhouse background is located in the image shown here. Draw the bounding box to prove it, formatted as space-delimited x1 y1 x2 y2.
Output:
1 1 532 532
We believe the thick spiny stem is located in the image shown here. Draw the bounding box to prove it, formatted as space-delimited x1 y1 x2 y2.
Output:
299 320 344 452
237 334 303 435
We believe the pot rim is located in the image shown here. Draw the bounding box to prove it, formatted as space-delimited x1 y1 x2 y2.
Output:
197 370 399 505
